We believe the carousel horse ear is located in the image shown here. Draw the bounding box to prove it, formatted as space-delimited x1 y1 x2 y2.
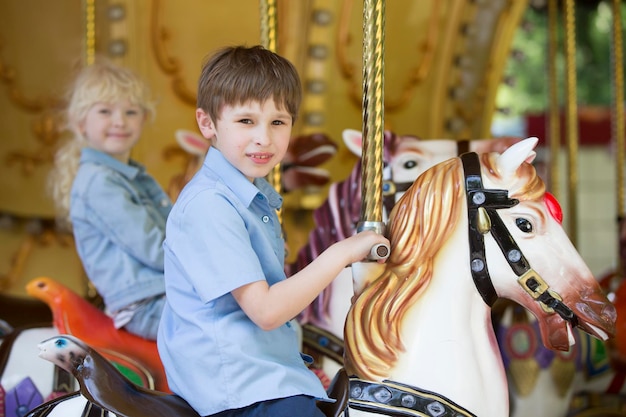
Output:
495 136 539 178
175 129 210 156
342 129 364 157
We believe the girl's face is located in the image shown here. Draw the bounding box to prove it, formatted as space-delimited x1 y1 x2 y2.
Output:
196 99 292 181
80 99 146 162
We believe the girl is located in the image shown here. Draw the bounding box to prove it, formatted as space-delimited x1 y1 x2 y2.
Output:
49 60 170 340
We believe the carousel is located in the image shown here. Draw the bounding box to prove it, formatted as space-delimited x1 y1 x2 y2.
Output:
0 1 624 416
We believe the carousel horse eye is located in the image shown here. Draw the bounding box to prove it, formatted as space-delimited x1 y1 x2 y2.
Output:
515 218 533 233
403 160 417 169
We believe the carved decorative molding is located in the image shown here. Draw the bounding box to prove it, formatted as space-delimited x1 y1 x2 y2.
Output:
0 42 63 175
150 0 196 106
335 0 441 112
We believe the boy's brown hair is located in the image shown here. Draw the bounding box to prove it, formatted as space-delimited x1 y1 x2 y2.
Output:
197 45 302 124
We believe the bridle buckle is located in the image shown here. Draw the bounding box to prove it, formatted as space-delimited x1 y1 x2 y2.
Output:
517 269 563 314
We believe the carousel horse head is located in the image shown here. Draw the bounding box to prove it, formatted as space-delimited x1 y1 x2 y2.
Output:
343 137 615 417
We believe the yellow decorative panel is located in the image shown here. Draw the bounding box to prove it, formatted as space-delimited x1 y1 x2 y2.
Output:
0 1 83 217
0 0 530 292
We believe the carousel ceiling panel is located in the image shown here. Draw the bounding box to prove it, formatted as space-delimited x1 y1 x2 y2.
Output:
0 0 531 217
292 0 530 185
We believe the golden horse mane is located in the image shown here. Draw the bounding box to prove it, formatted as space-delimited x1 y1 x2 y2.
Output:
344 152 545 380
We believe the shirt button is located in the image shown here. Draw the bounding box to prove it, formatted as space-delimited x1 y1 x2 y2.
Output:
160 198 169 207
262 215 270 223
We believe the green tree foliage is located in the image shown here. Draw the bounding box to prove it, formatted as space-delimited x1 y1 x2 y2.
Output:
496 1 626 116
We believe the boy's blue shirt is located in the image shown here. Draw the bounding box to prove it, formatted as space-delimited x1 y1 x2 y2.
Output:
158 147 328 416
70 147 171 313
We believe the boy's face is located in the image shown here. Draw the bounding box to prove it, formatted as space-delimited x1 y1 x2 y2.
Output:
196 99 293 181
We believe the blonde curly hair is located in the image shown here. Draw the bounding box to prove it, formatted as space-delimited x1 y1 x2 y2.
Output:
48 60 156 229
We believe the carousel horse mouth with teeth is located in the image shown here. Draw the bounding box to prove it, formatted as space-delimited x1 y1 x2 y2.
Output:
342 137 615 417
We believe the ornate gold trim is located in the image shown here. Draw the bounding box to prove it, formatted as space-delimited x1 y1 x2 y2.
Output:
0 51 46 112
336 0 440 112
150 0 196 106
0 42 62 174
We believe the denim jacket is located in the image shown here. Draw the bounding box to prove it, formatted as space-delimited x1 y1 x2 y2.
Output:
70 148 172 313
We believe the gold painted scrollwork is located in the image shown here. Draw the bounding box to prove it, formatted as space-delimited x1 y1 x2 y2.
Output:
6 112 61 175
0 52 47 113
0 42 63 175
336 0 440 112
150 0 197 106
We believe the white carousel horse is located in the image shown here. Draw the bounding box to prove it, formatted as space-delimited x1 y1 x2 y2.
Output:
295 129 521 383
342 137 615 417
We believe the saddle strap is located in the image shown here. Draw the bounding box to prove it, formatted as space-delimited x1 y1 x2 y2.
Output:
348 377 476 417
302 324 345 364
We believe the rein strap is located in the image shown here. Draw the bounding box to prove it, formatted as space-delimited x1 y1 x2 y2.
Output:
462 152 517 306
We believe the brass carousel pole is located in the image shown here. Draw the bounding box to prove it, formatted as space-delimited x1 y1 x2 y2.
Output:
259 0 278 53
610 0 625 277
84 0 96 65
547 0 561 199
84 0 97 299
357 0 389 260
562 0 579 247
259 0 282 221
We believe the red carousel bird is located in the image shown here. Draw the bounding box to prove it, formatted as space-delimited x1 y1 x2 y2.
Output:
26 276 169 392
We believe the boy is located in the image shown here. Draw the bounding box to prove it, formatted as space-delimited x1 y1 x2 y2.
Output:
157 45 389 417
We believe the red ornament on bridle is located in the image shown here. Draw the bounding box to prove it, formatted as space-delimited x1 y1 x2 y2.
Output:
544 192 563 224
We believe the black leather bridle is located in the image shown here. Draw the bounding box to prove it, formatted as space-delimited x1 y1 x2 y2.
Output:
461 152 578 326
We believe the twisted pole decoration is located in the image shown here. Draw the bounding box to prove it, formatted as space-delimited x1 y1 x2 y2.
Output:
610 0 624 276
357 0 389 261
259 0 278 54
259 0 282 222
563 0 579 247
547 0 561 200
84 0 96 65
